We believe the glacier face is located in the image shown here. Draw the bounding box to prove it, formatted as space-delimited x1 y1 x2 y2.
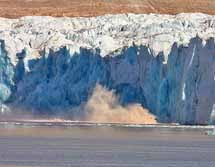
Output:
0 13 214 124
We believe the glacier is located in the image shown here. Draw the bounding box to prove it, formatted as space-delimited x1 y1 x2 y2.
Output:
0 13 214 124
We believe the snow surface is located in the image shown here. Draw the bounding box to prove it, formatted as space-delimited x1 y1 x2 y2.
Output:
0 13 215 65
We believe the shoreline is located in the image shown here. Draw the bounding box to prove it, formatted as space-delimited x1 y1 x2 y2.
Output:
0 120 214 130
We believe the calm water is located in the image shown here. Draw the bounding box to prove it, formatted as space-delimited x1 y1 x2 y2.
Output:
0 124 214 167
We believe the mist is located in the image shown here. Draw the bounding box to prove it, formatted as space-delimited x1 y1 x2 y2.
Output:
83 84 157 124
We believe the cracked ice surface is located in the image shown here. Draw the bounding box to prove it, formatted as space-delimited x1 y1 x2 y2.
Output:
0 13 215 65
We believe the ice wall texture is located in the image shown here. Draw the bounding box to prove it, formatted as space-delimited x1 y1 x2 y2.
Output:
0 41 14 104
0 14 214 124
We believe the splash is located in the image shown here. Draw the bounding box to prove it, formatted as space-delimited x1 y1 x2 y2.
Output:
83 84 157 124
0 84 157 125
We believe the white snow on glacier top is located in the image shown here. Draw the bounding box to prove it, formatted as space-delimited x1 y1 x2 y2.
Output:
0 13 215 65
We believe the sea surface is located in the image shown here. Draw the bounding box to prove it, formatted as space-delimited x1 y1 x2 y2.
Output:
0 123 214 167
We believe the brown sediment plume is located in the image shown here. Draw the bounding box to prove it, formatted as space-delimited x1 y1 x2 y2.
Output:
0 85 157 124
84 84 157 124
0 0 215 19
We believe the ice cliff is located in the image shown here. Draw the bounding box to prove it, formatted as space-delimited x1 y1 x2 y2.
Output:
0 13 214 124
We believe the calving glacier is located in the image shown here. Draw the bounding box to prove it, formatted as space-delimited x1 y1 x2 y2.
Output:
0 13 214 124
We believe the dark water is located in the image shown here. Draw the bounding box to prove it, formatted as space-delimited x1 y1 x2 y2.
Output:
0 125 214 167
